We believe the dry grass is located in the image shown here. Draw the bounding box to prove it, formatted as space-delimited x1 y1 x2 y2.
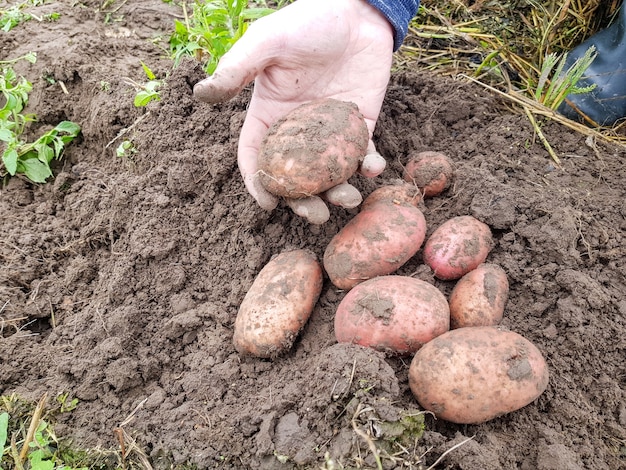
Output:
399 0 625 147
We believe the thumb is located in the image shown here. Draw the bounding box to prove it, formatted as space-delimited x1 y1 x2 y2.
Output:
193 22 277 104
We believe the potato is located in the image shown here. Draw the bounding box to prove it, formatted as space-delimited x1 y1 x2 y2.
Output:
323 199 427 290
402 151 455 197
233 249 323 358
409 326 549 424
361 182 422 211
334 275 450 355
449 263 509 328
258 98 369 199
423 215 493 280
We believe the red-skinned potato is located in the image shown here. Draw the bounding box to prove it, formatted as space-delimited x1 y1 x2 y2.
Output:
360 183 422 211
449 263 509 328
323 199 427 290
234 249 323 358
334 275 450 355
402 151 455 197
423 215 493 280
409 326 549 424
258 98 369 199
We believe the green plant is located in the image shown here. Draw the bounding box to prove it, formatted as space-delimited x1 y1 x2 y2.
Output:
0 0 60 31
0 2 32 31
169 0 275 74
533 45 597 110
0 54 80 183
116 139 136 158
126 61 162 107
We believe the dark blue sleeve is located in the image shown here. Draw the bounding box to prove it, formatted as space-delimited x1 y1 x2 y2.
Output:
365 0 420 51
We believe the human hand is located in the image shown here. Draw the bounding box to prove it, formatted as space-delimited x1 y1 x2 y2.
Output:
193 0 394 223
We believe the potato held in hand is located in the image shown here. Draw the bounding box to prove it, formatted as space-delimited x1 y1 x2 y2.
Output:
335 275 450 355
234 250 323 358
324 197 427 290
258 98 369 199
409 326 549 424
449 263 509 328
423 215 493 280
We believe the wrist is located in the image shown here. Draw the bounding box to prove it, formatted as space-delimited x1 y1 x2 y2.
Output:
362 0 421 51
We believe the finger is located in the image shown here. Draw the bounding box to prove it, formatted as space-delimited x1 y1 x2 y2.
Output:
285 196 331 225
243 172 279 211
359 139 386 178
237 108 279 210
322 182 363 208
193 21 277 104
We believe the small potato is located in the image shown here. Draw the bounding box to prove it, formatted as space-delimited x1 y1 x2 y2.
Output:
423 215 493 280
334 275 450 355
449 263 509 328
361 183 422 211
409 326 549 424
402 151 455 197
324 199 427 290
258 99 369 199
233 250 323 358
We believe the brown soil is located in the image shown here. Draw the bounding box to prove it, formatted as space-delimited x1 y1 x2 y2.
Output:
1 1 625 469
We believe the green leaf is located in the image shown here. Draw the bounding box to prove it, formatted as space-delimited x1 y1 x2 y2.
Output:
140 61 156 80
134 90 156 107
54 120 81 135
2 148 18 175
36 142 55 163
0 411 8 450
0 128 13 141
18 157 53 183
28 449 55 470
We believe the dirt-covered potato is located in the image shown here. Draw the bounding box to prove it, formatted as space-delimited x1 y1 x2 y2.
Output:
409 326 549 424
334 275 450 355
233 249 323 358
258 98 369 199
360 182 422 211
323 198 427 290
402 151 455 198
449 263 509 328
423 215 493 280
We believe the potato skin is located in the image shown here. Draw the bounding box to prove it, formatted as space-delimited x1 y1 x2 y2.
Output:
361 183 422 211
423 215 493 280
323 199 427 290
402 151 455 198
409 326 549 424
258 99 369 199
449 263 509 328
334 275 450 355
233 249 323 358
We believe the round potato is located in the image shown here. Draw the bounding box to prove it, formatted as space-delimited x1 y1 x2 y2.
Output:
409 326 549 424
449 263 509 328
258 98 369 199
402 151 455 198
324 199 427 290
335 275 450 355
233 249 323 358
423 215 493 280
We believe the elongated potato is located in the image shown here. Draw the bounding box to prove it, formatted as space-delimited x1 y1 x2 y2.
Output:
258 99 369 199
334 275 449 355
409 326 549 424
323 199 427 290
449 263 509 328
233 249 323 358
423 215 493 280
